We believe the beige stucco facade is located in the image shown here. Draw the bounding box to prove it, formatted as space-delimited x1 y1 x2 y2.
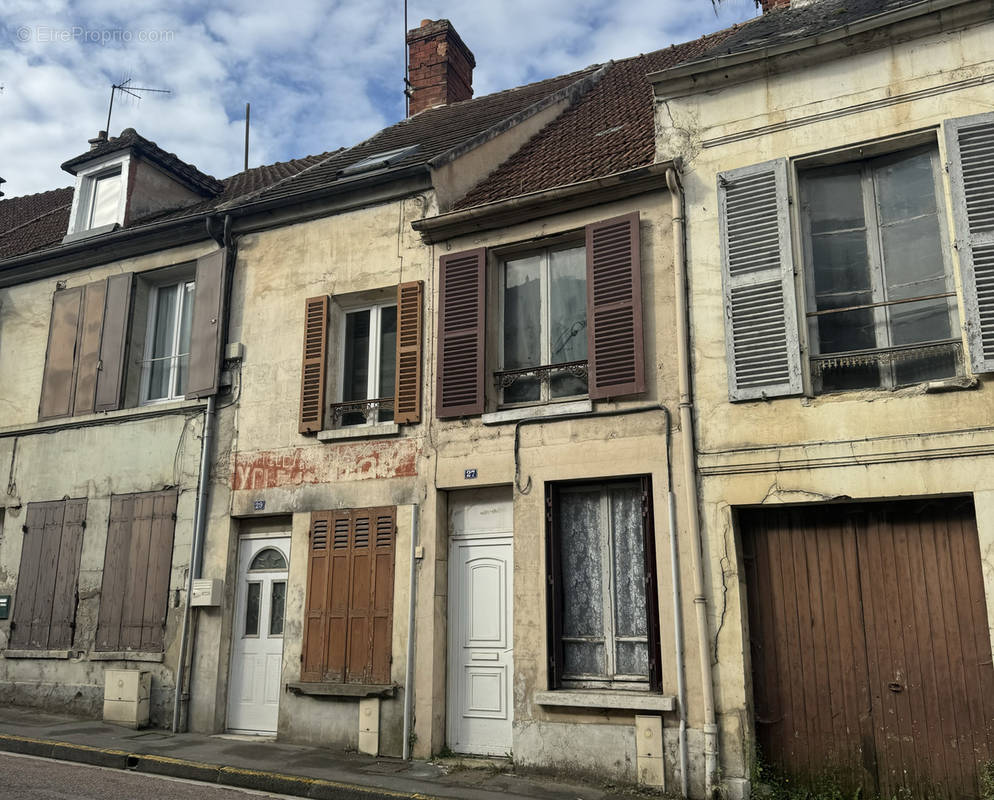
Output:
654 3 994 794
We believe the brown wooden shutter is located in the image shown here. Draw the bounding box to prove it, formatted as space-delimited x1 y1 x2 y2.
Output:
368 507 396 684
544 485 564 689
394 281 423 424
346 510 373 683
585 212 646 399
96 494 134 651
72 281 108 416
39 287 84 420
94 273 134 412
28 502 66 648
120 493 155 650
327 510 352 681
48 498 87 649
436 248 486 418
301 511 333 681
140 491 178 651
299 296 329 434
10 503 49 648
639 476 662 692
186 249 227 399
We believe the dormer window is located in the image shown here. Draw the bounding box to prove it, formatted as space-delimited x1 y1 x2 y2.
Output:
87 169 123 228
65 152 131 238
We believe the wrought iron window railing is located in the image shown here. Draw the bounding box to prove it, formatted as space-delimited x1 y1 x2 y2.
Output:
329 397 394 425
493 360 589 390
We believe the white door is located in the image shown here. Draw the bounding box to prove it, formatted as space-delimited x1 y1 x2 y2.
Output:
447 488 513 756
227 536 290 734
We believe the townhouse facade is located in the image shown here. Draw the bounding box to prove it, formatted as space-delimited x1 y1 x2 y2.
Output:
653 0 994 797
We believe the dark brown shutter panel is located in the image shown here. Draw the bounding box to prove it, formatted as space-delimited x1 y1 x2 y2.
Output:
640 476 662 692
327 510 352 681
301 511 333 681
10 503 49 648
48 498 87 649
545 485 564 689
299 296 329 434
436 248 486 418
346 510 373 683
72 281 108 416
140 491 178 651
368 507 396 684
94 273 134 412
96 495 134 651
186 249 228 399
394 281 423 424
585 212 646 399
39 287 84 420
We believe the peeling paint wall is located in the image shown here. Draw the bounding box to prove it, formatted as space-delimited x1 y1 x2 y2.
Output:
655 12 994 793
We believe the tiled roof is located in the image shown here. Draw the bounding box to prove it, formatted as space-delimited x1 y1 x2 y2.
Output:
246 66 599 205
0 188 73 260
691 0 924 62
61 128 224 195
453 30 734 209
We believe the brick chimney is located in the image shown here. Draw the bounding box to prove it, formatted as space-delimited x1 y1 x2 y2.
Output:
406 19 475 116
760 0 791 10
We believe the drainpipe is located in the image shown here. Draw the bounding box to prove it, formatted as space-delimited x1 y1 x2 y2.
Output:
402 505 420 760
667 167 719 797
172 215 232 733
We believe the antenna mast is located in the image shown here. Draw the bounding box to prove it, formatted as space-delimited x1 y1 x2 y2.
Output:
403 0 411 116
105 78 171 135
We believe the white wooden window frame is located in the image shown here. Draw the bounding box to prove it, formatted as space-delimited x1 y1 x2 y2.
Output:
557 482 650 691
497 242 588 408
67 153 130 234
140 279 196 404
336 302 397 427
797 144 960 392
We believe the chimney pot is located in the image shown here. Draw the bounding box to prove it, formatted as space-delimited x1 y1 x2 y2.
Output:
406 19 475 116
88 130 108 150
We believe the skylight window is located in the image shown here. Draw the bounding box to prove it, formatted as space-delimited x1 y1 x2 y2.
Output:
339 144 420 176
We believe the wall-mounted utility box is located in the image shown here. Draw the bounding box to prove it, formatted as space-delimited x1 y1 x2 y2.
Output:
103 669 150 729
191 578 223 606
0 595 10 620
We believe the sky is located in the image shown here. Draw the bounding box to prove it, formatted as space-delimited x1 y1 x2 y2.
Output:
0 0 759 199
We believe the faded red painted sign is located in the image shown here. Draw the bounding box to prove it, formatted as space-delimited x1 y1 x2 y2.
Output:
233 439 418 490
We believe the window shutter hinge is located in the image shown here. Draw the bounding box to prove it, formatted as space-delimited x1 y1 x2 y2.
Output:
300 653 304 662
81 520 87 529
22 525 28 534
172 512 177 521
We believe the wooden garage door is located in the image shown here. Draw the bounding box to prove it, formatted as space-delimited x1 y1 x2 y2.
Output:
742 498 994 799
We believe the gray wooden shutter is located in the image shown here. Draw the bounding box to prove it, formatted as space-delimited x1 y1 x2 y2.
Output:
945 113 994 374
394 281 423 424
72 281 108 416
436 248 486 418
10 503 49 648
48 498 87 649
299 296 329 434
139 490 178 651
94 273 134 412
39 287 84 420
186 249 227 399
585 212 646 399
717 159 803 401
96 494 135 651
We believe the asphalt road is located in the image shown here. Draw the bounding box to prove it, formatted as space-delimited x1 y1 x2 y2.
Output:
0 752 287 800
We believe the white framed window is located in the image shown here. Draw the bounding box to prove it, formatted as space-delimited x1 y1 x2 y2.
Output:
87 170 123 229
498 243 588 406
141 280 195 403
66 153 130 236
335 303 397 426
799 145 960 393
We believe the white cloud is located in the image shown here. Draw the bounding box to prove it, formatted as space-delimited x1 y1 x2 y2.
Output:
0 0 757 198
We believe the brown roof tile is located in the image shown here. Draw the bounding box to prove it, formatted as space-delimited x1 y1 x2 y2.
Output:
0 188 73 260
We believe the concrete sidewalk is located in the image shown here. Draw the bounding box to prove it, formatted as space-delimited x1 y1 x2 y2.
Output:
0 707 650 800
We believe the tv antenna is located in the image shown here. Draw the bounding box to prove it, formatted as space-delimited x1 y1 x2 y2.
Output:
105 78 171 135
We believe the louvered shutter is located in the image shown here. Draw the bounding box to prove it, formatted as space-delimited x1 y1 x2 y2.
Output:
585 213 646 399
945 113 994 374
48 498 87 649
39 287 84 420
346 510 373 683
301 511 333 681
436 249 486 418
94 273 134 412
394 281 423 424
369 507 396 684
299 296 329 433
717 159 803 401
186 249 228 399
72 281 108 416
327 510 352 681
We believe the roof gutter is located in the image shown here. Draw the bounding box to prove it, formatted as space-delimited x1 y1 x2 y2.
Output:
411 161 674 244
648 0 979 96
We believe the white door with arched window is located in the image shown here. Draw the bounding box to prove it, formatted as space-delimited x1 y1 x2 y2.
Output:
227 536 290 734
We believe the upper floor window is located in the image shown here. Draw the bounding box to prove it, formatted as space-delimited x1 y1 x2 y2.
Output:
337 303 397 426
800 147 959 393
65 153 131 237
142 279 195 403
87 170 123 229
499 244 588 406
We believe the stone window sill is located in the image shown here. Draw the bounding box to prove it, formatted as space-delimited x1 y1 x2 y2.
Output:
285 681 395 698
3 649 71 659
534 689 675 712
89 651 164 663
317 422 399 442
482 399 592 425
